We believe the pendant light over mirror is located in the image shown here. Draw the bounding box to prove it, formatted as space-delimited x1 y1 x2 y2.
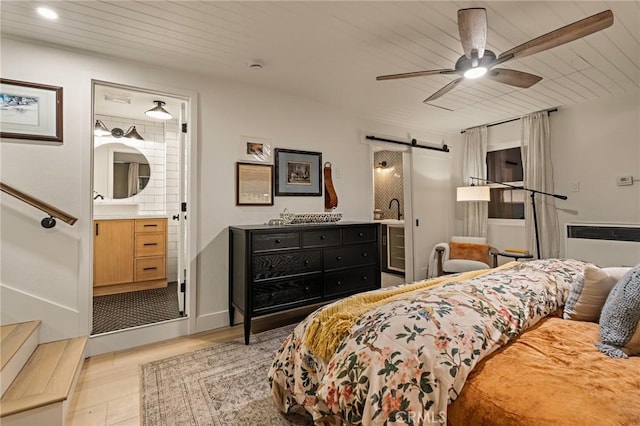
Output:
94 120 111 136
123 126 144 140
145 100 173 120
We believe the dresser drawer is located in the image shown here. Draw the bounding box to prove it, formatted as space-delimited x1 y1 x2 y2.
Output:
324 266 378 298
324 243 376 270
134 256 166 281
252 232 300 252
252 276 322 313
135 218 166 233
301 228 341 247
253 250 321 281
343 225 377 244
135 233 165 257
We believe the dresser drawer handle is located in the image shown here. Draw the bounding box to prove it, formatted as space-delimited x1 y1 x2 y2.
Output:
358 232 364 237
144 224 158 227
304 260 310 265
143 243 158 246
143 267 158 271
362 252 368 257
275 239 281 244
362 275 368 281
320 235 326 240
269 264 275 269
336 281 343 287
336 256 342 261
304 286 310 292
270 293 275 299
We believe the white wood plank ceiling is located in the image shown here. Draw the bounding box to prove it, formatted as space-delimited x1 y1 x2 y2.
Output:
2 1 638 133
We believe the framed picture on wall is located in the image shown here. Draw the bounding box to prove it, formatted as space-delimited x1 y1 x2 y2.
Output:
274 148 322 196
0 78 63 142
236 162 274 206
239 135 272 163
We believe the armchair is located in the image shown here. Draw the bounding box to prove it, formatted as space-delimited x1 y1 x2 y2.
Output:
431 236 498 277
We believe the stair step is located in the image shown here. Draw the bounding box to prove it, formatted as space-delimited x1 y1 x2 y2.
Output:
1 336 87 418
1 321 41 396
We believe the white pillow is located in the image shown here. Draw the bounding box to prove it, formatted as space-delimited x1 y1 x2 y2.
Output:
563 265 631 322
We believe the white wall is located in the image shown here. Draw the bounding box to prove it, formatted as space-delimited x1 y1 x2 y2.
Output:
0 38 459 345
478 93 640 258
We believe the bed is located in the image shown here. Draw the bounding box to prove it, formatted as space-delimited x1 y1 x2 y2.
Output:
267 258 640 425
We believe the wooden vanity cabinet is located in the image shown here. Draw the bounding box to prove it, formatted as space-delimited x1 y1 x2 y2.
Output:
94 218 167 295
94 220 134 286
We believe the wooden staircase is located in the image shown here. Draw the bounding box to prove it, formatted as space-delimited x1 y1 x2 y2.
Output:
0 321 86 426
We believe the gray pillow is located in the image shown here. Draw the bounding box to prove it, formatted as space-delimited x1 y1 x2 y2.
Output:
596 265 640 358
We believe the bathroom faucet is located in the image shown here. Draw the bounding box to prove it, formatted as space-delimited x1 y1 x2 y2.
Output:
388 198 402 220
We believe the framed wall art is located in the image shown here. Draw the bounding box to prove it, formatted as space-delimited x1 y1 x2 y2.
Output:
274 148 322 196
238 135 272 163
236 162 274 206
0 78 63 142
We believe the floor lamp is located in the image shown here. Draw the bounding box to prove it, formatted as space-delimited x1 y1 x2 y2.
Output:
458 177 567 259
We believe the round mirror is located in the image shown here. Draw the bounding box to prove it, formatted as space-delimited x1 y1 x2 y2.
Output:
94 143 150 200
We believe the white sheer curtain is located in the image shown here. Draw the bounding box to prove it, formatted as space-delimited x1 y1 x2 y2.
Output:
521 111 560 258
462 125 488 237
127 162 139 197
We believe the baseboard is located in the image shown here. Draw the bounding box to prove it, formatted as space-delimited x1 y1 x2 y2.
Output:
194 310 229 333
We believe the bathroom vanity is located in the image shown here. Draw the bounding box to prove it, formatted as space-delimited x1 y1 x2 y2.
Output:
93 216 168 296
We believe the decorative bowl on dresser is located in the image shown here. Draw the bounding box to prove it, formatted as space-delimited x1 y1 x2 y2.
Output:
229 222 381 344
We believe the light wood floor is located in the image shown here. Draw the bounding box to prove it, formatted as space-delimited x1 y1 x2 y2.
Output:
65 313 307 426
66 273 404 425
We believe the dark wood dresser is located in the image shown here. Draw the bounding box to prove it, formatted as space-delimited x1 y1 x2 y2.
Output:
229 222 381 344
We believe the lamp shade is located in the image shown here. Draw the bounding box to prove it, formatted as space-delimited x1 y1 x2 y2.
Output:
457 186 490 202
94 120 111 136
124 126 144 141
145 100 173 120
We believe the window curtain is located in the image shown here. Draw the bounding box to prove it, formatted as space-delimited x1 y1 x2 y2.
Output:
521 111 560 258
127 162 139 197
462 125 488 237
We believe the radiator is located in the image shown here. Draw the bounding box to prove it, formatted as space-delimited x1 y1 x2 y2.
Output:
565 223 640 267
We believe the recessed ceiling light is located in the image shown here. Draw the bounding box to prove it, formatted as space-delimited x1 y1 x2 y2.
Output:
37 7 58 20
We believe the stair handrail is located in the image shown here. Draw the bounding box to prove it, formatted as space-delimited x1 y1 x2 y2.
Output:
1 181 77 228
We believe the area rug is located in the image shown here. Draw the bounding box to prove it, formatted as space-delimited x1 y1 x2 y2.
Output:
140 324 314 425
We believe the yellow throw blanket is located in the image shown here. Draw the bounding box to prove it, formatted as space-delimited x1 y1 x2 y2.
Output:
304 262 518 360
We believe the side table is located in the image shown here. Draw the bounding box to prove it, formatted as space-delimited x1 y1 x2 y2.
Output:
499 251 534 261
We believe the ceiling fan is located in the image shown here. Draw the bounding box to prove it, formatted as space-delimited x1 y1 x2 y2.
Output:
376 8 614 103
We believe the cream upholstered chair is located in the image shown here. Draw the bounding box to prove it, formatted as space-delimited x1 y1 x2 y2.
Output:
432 236 498 277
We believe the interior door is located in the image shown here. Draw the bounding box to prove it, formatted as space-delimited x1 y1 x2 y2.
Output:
176 102 188 315
409 147 454 280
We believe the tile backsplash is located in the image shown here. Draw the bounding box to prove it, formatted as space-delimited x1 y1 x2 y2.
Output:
374 151 404 220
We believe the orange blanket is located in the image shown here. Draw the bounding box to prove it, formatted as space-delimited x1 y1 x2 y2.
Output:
448 317 640 425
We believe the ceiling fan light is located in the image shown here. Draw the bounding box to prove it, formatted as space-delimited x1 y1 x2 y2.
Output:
464 66 488 79
145 100 173 120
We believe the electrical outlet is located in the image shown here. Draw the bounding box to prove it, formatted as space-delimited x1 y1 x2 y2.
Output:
616 176 634 186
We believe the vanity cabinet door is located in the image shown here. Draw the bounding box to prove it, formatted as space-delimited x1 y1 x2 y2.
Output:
94 220 134 287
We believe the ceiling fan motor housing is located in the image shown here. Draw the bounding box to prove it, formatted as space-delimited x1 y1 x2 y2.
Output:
455 50 496 73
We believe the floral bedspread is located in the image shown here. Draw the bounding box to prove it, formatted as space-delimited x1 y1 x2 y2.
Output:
268 259 587 425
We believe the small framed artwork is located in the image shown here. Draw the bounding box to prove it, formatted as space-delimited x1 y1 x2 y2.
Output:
236 162 274 206
275 148 322 196
0 78 63 142
239 135 272 163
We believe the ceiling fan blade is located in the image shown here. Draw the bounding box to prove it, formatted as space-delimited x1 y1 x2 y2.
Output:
376 69 456 81
423 78 464 103
458 8 487 64
487 68 543 88
496 10 613 65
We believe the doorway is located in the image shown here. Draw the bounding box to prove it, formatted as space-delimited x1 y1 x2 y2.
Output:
91 81 189 335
